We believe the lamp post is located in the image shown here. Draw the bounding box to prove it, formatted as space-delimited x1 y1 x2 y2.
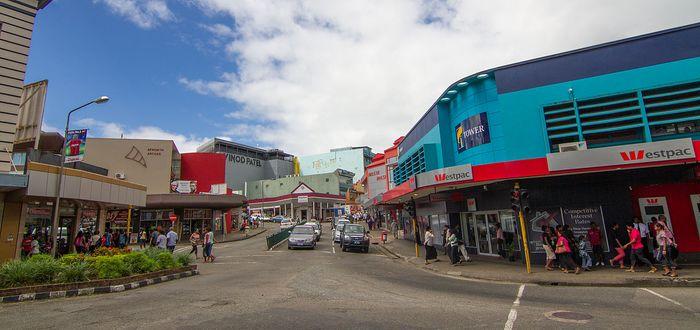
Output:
50 96 109 257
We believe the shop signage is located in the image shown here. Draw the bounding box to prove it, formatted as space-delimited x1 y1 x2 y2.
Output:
64 129 87 163
297 196 309 203
547 138 695 171
226 154 262 167
562 206 610 253
106 209 130 227
367 165 388 199
171 180 197 194
526 208 563 254
455 112 490 152
466 198 477 211
416 164 473 188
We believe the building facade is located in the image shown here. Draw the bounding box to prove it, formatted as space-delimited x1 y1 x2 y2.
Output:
196 138 294 193
382 23 700 263
298 146 374 183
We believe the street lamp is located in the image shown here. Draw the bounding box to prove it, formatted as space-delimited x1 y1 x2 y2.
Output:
49 96 110 257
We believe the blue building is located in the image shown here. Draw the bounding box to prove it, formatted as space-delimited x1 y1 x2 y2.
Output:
384 23 700 263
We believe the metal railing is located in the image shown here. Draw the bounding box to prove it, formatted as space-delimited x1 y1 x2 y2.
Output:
266 221 305 249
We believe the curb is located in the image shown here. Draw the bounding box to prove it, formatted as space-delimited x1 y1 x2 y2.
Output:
381 244 700 288
0 270 200 303
269 238 289 251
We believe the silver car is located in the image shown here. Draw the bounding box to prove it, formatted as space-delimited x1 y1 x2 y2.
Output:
306 221 322 241
288 225 317 249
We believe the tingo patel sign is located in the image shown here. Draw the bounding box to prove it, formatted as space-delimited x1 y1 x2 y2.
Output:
455 112 490 152
547 138 695 171
416 164 473 188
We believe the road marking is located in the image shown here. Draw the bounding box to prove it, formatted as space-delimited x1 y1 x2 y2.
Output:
640 288 699 317
504 284 525 330
332 245 336 254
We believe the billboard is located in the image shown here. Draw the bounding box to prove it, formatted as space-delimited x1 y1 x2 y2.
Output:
456 112 491 152
171 180 197 194
15 80 48 147
64 129 87 163
366 165 387 199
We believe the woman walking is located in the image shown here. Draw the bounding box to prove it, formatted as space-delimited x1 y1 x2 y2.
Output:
655 222 678 277
203 227 215 263
189 229 201 259
138 228 147 249
74 231 85 254
623 222 657 273
609 223 627 269
541 225 556 271
424 227 438 264
555 228 580 274
446 229 460 266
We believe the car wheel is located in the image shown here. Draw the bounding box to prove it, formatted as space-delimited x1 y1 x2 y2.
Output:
288 246 291 250
363 247 369 253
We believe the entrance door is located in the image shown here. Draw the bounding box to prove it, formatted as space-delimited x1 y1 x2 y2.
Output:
474 212 500 256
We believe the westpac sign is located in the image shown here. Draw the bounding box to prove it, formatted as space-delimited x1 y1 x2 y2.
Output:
547 138 695 171
416 164 473 188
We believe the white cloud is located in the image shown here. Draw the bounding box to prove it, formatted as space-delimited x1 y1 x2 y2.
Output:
182 0 700 155
75 118 211 152
96 0 174 29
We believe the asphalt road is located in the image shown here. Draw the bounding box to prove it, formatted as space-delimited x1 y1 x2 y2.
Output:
1 223 698 329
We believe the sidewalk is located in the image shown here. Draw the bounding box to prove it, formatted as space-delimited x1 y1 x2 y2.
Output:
375 232 700 287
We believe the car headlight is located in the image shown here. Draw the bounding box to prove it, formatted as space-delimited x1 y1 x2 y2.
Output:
344 235 350 240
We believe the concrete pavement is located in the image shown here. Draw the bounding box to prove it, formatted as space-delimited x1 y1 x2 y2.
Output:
0 223 697 329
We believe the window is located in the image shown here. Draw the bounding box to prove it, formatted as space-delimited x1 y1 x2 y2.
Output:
460 213 476 248
325 178 329 182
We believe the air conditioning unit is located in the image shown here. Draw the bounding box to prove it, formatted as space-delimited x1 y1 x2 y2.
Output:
558 141 587 153
115 172 126 180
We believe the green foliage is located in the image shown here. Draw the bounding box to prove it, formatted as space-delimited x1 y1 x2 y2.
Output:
141 247 163 260
174 253 192 267
154 252 177 270
59 254 85 266
122 252 157 274
0 260 35 288
93 255 131 279
57 262 89 283
25 254 64 283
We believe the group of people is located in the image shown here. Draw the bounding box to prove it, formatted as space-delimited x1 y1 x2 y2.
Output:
541 216 679 277
186 227 216 262
423 225 471 266
73 229 129 253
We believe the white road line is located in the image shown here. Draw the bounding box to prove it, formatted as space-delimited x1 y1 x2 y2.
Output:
504 284 525 330
332 245 336 254
640 288 699 317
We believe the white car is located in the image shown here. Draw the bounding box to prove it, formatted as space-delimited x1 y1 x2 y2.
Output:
333 220 350 243
306 221 322 240
280 219 294 230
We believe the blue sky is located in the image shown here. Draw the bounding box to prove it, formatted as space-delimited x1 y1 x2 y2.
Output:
25 1 700 154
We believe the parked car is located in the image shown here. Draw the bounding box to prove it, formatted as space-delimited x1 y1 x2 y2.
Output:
287 225 317 250
306 221 322 240
333 222 348 243
280 218 295 230
271 216 285 223
340 224 370 253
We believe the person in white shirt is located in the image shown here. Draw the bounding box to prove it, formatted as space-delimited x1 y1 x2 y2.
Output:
156 230 167 249
166 228 178 253
424 227 438 264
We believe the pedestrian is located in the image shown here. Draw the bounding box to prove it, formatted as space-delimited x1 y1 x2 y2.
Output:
446 229 460 266
578 235 592 271
30 236 40 256
139 228 147 249
657 215 679 264
633 217 653 262
103 230 113 248
587 222 605 266
118 231 127 249
649 217 659 250
495 223 505 258
442 225 450 256
423 227 438 264
166 227 178 253
203 227 216 262
555 228 580 274
150 228 159 247
156 229 167 250
21 234 32 259
74 231 85 254
623 222 657 273
541 225 556 271
453 225 470 263
654 222 678 277
609 223 627 269
390 220 398 239
189 229 201 258
90 230 101 252
562 224 580 265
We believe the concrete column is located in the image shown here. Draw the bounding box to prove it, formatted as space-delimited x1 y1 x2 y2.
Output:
97 208 107 235
12 202 28 260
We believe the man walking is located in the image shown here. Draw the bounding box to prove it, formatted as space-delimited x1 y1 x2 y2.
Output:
390 220 399 239
166 227 178 253
587 222 604 266
624 222 657 273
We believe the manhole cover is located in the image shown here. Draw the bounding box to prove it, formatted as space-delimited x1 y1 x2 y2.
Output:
544 310 593 324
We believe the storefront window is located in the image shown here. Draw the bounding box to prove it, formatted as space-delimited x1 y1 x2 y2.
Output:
459 213 477 248
140 209 174 231
183 208 213 240
80 209 98 234
25 207 52 253
429 214 449 247
498 210 521 252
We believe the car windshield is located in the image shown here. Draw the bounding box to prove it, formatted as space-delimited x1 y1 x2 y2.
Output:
337 224 345 231
292 226 314 235
344 225 364 234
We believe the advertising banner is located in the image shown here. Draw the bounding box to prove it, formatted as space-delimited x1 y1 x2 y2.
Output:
547 138 695 171
526 208 563 254
107 209 130 228
456 112 491 152
416 164 473 188
64 129 87 163
561 206 610 252
171 180 197 194
367 165 388 199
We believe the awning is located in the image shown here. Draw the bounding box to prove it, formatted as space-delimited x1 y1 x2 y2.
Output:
146 193 246 209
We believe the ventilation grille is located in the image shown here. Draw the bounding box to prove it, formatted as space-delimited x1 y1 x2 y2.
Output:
393 147 425 186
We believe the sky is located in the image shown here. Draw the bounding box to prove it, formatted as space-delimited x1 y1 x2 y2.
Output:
26 0 700 154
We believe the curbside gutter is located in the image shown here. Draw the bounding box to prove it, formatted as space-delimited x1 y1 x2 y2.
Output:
0 269 200 303
378 244 700 288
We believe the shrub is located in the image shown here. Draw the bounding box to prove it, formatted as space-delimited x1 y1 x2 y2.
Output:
57 262 89 283
174 253 192 267
122 252 156 274
93 255 131 279
92 247 131 257
26 254 64 284
59 254 85 266
154 252 177 270
141 248 163 260
0 260 35 288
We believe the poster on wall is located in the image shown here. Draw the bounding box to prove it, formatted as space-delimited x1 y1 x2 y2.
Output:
107 209 130 228
64 129 87 163
171 180 197 194
455 112 490 152
561 206 610 253
526 208 563 254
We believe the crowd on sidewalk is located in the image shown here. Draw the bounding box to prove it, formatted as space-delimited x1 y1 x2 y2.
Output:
413 215 681 278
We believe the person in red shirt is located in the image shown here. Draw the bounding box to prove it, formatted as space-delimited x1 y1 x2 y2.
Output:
587 222 604 267
68 134 82 156
21 234 33 258
624 222 657 273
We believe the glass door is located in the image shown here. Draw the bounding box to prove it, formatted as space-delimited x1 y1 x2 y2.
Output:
475 214 491 255
486 213 500 256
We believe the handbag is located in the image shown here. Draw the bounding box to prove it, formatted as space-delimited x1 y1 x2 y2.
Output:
555 244 567 254
669 244 679 260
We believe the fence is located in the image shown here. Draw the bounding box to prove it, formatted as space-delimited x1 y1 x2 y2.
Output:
265 222 305 250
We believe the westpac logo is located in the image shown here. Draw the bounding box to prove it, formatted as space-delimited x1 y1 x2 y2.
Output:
433 171 470 182
434 173 446 182
646 198 659 204
619 147 692 162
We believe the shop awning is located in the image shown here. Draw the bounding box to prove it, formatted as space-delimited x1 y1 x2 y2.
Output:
146 193 246 209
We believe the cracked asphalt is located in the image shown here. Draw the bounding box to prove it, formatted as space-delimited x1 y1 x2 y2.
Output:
1 223 698 329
